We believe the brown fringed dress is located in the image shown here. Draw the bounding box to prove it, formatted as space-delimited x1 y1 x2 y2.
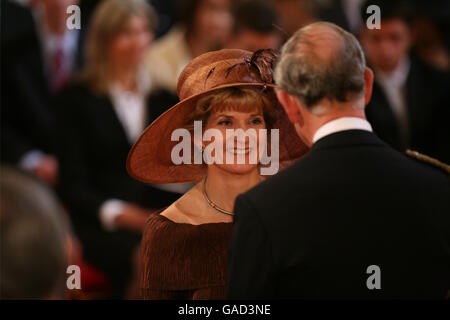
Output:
140 213 233 299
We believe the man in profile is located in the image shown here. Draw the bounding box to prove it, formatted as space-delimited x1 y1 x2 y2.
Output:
227 22 450 299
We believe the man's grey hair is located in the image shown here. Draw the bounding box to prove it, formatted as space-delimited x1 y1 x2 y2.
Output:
275 22 366 114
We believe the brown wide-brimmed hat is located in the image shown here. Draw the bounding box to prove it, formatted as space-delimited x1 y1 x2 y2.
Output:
127 49 308 184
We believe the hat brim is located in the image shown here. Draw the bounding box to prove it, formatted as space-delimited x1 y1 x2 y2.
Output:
127 82 308 184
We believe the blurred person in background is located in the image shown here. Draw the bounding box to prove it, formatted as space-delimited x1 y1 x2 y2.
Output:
317 0 365 34
359 0 450 162
145 0 234 94
408 0 450 72
54 0 182 299
226 0 283 52
1 0 84 187
270 0 317 38
0 167 68 299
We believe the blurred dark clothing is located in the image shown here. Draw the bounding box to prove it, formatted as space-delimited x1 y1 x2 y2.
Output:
318 0 364 34
149 0 180 38
77 0 102 67
1 0 55 163
0 0 86 164
146 88 179 123
318 0 351 32
365 56 450 163
410 0 450 50
228 130 450 299
54 82 181 297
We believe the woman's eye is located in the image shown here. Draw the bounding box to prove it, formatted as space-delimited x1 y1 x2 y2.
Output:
218 120 232 126
251 118 263 125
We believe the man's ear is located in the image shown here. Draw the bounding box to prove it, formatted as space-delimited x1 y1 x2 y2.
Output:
364 67 374 106
276 90 301 125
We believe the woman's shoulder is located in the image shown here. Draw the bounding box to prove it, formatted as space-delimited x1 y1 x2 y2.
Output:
142 203 199 248
158 184 234 225
144 211 172 231
157 185 204 225
141 210 232 291
142 211 179 245
143 188 234 249
142 184 233 252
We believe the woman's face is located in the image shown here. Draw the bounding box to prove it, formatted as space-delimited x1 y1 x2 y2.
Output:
203 108 267 175
109 15 153 70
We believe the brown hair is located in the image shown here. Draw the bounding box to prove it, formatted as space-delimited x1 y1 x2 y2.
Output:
80 0 157 93
186 86 277 131
180 0 235 37
275 22 366 111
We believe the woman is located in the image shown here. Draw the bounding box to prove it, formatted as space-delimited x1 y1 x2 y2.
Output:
55 0 182 298
127 49 308 299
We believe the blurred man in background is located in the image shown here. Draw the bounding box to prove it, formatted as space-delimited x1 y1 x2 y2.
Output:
226 0 283 52
270 0 317 38
359 0 450 162
0 0 84 186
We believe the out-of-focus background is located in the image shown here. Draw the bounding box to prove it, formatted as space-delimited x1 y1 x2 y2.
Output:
1 0 449 299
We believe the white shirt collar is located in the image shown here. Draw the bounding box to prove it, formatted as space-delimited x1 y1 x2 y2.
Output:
312 117 373 144
376 57 410 88
31 3 79 76
108 83 146 144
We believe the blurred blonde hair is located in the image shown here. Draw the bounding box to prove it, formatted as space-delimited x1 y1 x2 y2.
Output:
80 0 157 93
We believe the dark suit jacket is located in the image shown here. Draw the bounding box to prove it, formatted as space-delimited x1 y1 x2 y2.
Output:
227 129 450 299
365 56 450 163
0 0 87 164
1 0 54 163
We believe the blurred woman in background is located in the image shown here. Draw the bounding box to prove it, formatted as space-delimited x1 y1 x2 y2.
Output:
55 0 182 298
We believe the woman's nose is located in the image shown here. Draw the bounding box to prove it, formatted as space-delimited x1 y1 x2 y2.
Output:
234 120 249 130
